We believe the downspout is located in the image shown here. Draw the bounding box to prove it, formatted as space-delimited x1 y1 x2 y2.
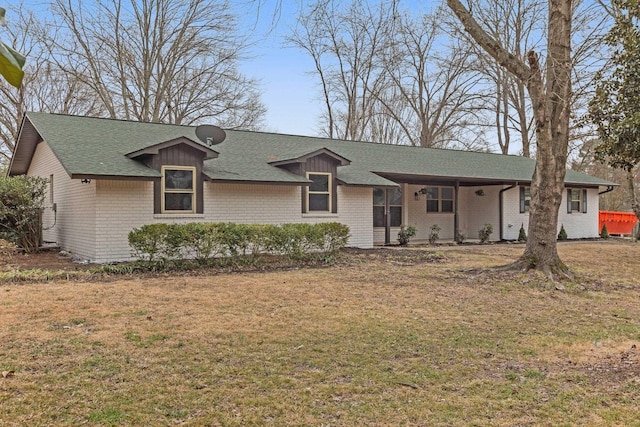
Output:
499 182 518 240
384 188 391 245
599 185 614 195
454 180 460 242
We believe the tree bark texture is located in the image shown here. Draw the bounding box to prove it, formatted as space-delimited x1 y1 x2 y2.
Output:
627 168 640 226
447 0 573 277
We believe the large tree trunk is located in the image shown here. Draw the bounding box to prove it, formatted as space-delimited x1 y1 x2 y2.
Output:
447 0 573 278
627 169 640 237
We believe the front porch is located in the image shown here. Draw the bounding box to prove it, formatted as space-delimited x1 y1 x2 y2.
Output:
372 175 520 246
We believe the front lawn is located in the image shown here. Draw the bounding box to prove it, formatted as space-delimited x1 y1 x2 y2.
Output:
1 241 639 425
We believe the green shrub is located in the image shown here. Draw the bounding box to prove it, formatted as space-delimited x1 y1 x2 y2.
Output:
180 222 224 262
557 225 568 241
600 224 609 239
478 223 493 244
317 222 350 252
0 176 48 253
518 224 527 242
397 225 416 246
455 232 465 244
128 222 350 264
278 223 309 259
127 223 172 263
428 224 441 245
215 222 251 257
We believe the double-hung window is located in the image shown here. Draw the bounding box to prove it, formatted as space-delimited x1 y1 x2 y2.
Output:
373 187 402 227
567 188 587 213
426 186 454 213
162 166 196 213
307 172 332 212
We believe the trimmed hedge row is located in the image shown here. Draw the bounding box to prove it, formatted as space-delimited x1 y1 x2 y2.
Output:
128 222 350 263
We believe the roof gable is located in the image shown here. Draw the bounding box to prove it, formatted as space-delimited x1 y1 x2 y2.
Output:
126 136 218 160
268 147 350 167
8 115 41 176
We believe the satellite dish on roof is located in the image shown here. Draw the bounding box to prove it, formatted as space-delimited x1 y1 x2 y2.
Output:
195 124 226 146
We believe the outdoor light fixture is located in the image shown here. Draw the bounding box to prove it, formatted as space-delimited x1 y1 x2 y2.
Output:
414 188 428 201
81 179 91 184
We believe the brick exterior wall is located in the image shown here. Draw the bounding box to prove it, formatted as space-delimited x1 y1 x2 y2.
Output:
502 185 600 240
458 186 501 241
93 181 373 263
24 143 599 261
27 141 97 260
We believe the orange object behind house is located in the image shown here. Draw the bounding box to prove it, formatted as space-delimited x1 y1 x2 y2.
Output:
599 211 639 235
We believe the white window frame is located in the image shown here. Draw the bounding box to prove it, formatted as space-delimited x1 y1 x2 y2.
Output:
306 172 332 212
565 188 588 214
570 189 582 212
161 165 196 214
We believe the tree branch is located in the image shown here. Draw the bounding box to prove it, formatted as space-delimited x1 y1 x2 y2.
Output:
446 0 532 83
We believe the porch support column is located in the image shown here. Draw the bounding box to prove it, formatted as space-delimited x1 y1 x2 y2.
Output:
384 188 391 245
454 180 460 242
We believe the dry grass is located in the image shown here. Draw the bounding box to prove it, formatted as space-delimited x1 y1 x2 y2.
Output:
1 241 640 426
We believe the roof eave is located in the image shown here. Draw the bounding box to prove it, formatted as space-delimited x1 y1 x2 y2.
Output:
8 114 39 176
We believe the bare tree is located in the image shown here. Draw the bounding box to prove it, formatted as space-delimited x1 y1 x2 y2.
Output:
288 0 397 141
47 0 265 128
453 0 545 156
567 0 613 163
379 8 487 149
454 0 608 159
448 0 573 277
0 5 103 163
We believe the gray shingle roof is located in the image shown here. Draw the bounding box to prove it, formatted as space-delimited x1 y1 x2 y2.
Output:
15 112 615 187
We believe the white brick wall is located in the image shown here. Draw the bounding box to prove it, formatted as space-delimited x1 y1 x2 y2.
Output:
95 180 154 262
403 185 501 243
387 184 598 243
501 186 525 240
459 186 500 241
93 181 373 262
25 145 602 262
405 184 455 242
27 141 96 260
502 186 600 240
